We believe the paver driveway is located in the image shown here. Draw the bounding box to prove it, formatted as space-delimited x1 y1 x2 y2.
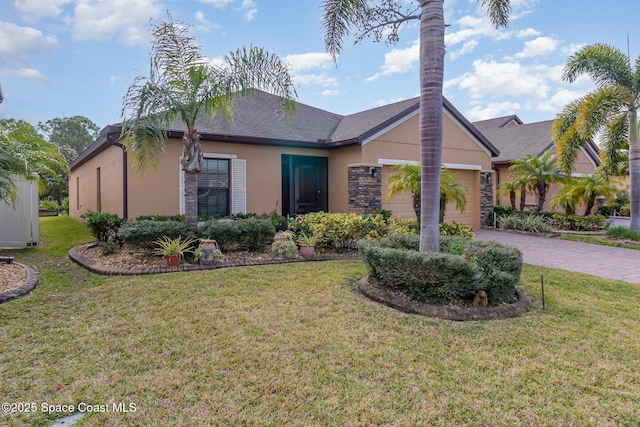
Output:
474 228 640 284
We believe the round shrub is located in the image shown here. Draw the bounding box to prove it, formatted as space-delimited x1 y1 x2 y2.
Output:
360 235 523 306
198 218 275 252
296 212 388 252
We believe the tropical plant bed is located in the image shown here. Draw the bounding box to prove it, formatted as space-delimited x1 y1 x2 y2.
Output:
71 242 359 275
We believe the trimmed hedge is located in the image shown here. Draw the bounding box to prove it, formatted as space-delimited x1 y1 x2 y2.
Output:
118 220 196 249
198 218 275 252
360 234 522 305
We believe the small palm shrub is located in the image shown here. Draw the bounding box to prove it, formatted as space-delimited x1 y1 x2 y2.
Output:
388 218 474 239
439 221 474 239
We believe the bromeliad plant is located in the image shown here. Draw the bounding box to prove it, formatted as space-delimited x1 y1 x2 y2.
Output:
153 235 196 258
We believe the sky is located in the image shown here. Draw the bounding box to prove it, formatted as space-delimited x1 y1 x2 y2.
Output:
2 0 640 133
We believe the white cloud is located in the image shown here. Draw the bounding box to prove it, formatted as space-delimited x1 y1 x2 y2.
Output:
537 89 584 113
466 101 522 121
366 39 419 81
239 0 257 21
285 52 333 72
0 22 58 56
517 28 540 38
321 89 341 96
2 67 50 83
0 22 56 83
514 36 558 58
73 0 162 45
294 73 338 88
375 97 407 107
13 0 73 19
445 59 551 100
198 0 234 7
195 10 220 32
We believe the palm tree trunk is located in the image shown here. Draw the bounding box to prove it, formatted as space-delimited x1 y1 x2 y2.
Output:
519 189 526 211
439 193 446 224
413 193 421 227
630 111 640 232
509 191 516 210
181 129 203 230
536 183 547 213
585 193 597 216
418 0 445 252
183 171 198 230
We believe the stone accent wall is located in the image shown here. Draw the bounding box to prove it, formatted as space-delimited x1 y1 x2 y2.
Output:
348 164 382 214
480 171 494 226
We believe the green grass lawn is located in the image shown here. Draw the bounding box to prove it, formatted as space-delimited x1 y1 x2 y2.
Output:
560 232 640 250
2 217 640 426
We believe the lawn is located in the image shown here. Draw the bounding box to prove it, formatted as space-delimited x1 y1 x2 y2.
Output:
1 216 640 426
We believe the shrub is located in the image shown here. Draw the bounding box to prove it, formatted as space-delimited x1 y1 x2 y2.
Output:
619 204 630 217
389 218 419 235
118 220 195 249
366 235 522 305
498 213 553 233
198 218 275 252
606 226 640 241
296 212 388 252
81 211 125 242
135 214 185 222
359 241 479 305
39 200 63 212
487 205 514 226
439 221 474 239
550 213 605 231
271 240 298 259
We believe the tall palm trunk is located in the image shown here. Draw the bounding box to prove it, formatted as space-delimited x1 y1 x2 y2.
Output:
509 191 516 210
181 129 203 230
418 0 445 252
630 110 640 232
519 188 526 211
536 182 548 213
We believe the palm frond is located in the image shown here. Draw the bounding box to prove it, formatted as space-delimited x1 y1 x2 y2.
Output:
562 43 635 89
575 85 630 139
479 0 511 28
600 113 629 175
321 0 368 59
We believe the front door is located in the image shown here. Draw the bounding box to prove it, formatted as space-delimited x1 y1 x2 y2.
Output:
282 155 328 217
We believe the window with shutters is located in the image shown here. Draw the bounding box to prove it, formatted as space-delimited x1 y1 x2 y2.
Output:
198 158 230 217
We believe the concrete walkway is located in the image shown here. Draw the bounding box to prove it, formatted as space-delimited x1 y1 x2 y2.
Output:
474 228 640 284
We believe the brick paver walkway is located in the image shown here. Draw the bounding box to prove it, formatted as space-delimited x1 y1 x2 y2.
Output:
475 229 640 284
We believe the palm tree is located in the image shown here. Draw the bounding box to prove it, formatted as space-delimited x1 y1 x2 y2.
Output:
439 168 467 223
322 0 511 252
553 43 640 231
121 13 296 229
550 182 578 215
509 151 564 213
497 178 521 211
0 119 67 204
552 171 618 215
386 163 467 225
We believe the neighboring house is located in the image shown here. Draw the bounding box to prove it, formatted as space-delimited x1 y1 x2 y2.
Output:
473 115 600 211
69 91 498 228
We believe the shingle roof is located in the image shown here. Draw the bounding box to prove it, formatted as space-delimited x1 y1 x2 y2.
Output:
473 116 555 163
70 90 497 170
472 115 600 166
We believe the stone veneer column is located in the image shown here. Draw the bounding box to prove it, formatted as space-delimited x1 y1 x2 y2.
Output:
348 164 382 214
480 171 494 226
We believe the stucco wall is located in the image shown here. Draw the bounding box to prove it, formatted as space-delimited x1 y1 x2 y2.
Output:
69 144 124 220
362 111 491 228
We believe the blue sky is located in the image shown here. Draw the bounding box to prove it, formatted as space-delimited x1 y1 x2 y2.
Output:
2 0 640 132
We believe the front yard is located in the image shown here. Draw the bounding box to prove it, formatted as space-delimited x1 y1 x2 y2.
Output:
1 217 640 426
